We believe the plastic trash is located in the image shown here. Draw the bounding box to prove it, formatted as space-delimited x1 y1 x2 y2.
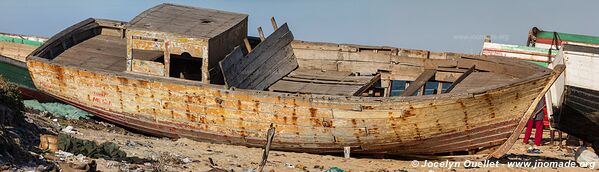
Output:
23 100 92 120
575 147 598 170
61 126 76 134
325 167 345 172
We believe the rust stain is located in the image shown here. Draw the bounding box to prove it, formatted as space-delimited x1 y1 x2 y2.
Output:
186 113 195 122
322 120 332 128
402 110 415 119
199 116 207 124
253 100 259 112
214 98 223 105
309 108 317 117
362 105 374 110
413 123 422 139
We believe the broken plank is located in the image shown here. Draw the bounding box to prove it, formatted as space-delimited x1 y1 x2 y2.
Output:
401 69 436 96
444 65 475 93
219 23 297 90
353 73 381 96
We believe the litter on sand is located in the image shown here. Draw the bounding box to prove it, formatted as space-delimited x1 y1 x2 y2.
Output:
23 100 91 120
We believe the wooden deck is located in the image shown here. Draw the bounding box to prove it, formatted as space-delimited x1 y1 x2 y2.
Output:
52 35 163 72
268 69 380 96
450 72 516 93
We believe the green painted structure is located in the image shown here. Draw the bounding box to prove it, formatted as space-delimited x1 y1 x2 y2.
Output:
537 31 599 45
0 34 45 46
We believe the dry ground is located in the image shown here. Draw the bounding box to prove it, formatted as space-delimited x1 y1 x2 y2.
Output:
23 112 596 172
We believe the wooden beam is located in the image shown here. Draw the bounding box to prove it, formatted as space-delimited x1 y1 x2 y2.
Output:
436 82 443 95
353 73 381 96
258 27 265 41
444 65 475 93
243 38 252 53
270 17 278 30
401 69 436 96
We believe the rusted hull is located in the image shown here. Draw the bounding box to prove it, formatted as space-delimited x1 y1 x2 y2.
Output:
26 57 551 156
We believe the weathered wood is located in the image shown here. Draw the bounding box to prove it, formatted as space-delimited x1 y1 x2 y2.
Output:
258 27 265 41
23 10 557 159
402 69 436 96
131 59 164 76
488 65 566 159
354 74 381 96
244 38 252 52
268 69 380 96
219 23 297 90
270 17 278 30
449 72 515 93
220 24 291 74
128 4 248 38
437 82 443 95
444 66 475 93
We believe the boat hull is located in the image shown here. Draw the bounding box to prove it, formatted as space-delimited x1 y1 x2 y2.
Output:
26 57 551 155
0 56 54 102
554 86 599 145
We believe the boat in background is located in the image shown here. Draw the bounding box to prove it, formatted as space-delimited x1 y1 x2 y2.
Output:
543 42 599 151
481 42 556 67
0 33 54 101
527 27 599 49
491 27 599 151
528 27 599 143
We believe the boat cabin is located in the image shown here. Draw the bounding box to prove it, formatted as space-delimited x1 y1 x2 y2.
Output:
126 4 248 84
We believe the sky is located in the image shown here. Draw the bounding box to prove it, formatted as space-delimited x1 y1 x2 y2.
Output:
1 0 598 54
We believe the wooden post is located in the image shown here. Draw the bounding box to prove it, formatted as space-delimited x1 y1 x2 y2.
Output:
550 129 555 145
270 17 278 30
164 41 170 77
558 130 563 147
484 35 491 43
258 27 265 41
258 123 276 172
243 38 252 53
437 82 443 95
402 69 436 96
344 146 350 159
126 35 133 71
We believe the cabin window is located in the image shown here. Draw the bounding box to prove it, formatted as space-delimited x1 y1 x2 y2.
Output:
168 53 203 81
390 80 407 96
130 50 166 76
390 80 452 96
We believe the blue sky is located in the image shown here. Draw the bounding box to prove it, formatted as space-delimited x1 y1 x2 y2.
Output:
1 0 598 54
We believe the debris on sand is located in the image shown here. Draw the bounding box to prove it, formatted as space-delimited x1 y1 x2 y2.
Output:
576 147 599 170
23 100 92 120
57 133 126 160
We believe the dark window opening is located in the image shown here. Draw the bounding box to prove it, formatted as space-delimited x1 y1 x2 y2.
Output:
169 52 202 81
390 80 453 96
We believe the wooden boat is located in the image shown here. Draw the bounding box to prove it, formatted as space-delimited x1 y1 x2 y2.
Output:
24 4 564 158
481 42 556 67
0 33 54 101
546 43 599 150
528 28 599 150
